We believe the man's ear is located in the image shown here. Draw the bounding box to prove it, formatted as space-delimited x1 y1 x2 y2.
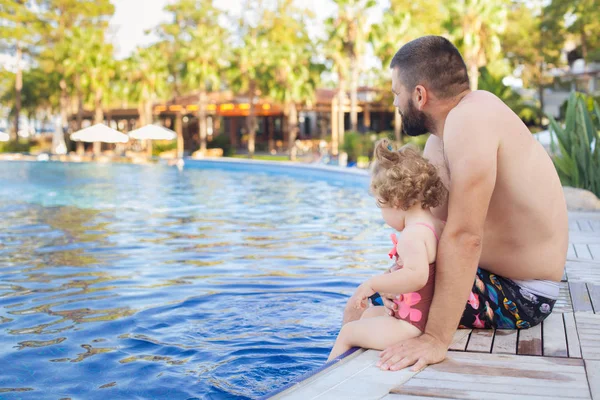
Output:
414 85 428 110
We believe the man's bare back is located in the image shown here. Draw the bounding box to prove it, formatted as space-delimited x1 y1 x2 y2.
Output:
424 91 568 282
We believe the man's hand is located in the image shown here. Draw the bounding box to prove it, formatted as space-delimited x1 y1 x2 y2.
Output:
377 333 448 372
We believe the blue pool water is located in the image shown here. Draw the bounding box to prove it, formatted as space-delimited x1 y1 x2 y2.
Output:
0 160 392 399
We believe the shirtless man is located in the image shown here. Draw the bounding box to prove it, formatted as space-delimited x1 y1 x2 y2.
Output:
342 36 568 372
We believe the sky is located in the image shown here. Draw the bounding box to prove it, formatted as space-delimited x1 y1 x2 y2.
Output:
108 0 386 59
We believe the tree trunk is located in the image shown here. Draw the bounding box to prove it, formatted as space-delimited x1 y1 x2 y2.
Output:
175 113 183 158
288 102 298 161
580 25 588 61
58 79 71 153
13 43 22 141
331 96 338 156
350 57 358 132
94 87 104 124
364 102 371 131
145 95 154 126
198 90 207 152
268 116 274 153
76 75 83 130
93 87 103 156
137 103 145 128
337 76 345 150
247 80 256 158
144 99 154 157
350 58 358 132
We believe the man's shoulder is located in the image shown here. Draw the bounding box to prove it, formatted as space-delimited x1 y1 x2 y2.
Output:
444 91 507 138
447 90 503 121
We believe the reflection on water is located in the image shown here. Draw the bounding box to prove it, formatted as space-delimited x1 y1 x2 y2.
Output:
0 161 391 399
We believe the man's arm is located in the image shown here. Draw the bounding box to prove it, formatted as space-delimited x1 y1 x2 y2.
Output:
425 112 499 346
378 106 499 371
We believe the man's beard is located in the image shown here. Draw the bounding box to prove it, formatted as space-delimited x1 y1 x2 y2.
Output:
398 98 430 137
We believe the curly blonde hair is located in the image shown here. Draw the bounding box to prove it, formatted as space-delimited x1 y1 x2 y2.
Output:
370 139 448 210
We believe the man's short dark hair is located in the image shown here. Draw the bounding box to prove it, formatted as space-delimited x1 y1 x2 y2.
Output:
390 36 470 98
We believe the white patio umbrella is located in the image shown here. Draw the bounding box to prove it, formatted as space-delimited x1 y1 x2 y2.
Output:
0 131 9 142
70 123 129 155
128 124 176 140
128 124 176 156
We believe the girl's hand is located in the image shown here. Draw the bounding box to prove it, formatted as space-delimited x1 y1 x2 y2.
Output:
351 283 376 310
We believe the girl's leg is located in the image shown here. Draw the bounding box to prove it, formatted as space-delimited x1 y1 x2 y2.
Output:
360 305 389 319
327 313 421 362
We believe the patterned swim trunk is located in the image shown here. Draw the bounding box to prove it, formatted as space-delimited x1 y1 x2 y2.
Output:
369 267 556 329
459 268 556 329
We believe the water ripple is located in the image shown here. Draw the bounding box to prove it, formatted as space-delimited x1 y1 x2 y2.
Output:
0 161 392 399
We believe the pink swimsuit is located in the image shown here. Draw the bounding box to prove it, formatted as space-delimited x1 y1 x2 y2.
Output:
390 223 439 332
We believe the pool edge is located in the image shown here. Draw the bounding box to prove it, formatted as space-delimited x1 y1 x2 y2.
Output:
257 347 364 400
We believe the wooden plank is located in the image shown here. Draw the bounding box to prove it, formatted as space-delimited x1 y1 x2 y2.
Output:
555 282 574 313
570 220 581 231
569 232 600 244
570 282 594 313
585 360 600 400
591 219 600 232
393 379 589 399
563 312 582 358
588 284 600 314
574 244 594 260
449 329 471 351
517 322 542 355
543 312 568 357
576 313 600 360
589 244 600 261
578 220 593 232
465 329 494 353
567 262 600 285
491 329 517 355
390 352 590 400
568 243 577 260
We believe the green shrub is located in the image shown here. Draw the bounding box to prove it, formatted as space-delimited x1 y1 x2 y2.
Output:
548 92 600 197
152 140 177 157
342 131 377 162
478 66 541 126
207 133 234 157
0 140 33 153
559 94 600 124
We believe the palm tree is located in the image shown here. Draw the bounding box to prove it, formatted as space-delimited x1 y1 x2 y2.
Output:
72 27 115 154
265 0 324 160
0 0 41 140
36 0 114 149
446 0 509 90
228 0 274 158
129 44 170 127
501 1 563 123
370 0 447 142
165 0 228 154
325 0 376 133
121 44 170 155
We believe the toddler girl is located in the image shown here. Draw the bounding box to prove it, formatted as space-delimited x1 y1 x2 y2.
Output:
327 139 448 361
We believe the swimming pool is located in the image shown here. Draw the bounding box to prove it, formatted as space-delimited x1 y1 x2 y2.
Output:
0 160 392 399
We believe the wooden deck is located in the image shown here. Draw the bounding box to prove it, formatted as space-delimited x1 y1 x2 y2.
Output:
269 211 600 400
